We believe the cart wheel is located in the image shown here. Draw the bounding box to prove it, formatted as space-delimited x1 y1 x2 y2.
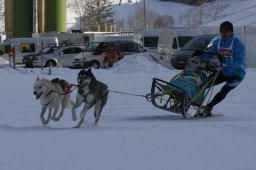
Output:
151 78 180 112
180 94 195 119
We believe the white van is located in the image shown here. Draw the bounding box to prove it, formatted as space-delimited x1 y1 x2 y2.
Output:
141 29 161 53
141 28 203 57
158 28 203 56
0 37 58 64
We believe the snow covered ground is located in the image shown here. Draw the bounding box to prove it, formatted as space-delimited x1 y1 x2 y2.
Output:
0 54 256 170
67 0 256 30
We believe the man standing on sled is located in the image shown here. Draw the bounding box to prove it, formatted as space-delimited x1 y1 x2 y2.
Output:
193 21 246 117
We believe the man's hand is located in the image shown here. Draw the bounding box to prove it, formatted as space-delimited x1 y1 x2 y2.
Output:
217 54 225 64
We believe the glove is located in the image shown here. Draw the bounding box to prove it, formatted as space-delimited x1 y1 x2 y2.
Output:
192 50 204 57
217 54 225 64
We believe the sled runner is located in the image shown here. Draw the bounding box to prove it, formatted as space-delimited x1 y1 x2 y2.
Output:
149 54 222 119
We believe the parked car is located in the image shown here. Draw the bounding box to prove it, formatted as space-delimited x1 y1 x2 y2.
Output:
73 41 110 69
170 34 219 70
104 41 145 67
73 41 144 69
33 45 86 68
22 46 61 68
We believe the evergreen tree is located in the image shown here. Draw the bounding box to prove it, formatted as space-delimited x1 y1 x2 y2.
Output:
84 0 115 31
70 0 115 31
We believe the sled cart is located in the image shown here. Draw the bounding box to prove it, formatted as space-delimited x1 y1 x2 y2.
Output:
149 54 222 119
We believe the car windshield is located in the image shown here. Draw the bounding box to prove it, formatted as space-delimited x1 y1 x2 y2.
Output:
85 42 101 52
178 36 194 48
182 35 217 50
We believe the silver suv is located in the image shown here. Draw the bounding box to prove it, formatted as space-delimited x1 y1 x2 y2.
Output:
73 42 109 69
72 41 144 69
33 45 86 67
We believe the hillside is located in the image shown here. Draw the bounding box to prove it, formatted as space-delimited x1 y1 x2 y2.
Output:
67 0 256 31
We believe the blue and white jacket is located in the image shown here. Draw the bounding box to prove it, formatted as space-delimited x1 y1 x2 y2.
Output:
202 35 246 79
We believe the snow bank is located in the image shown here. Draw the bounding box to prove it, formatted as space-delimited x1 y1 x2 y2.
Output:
0 57 10 68
108 54 172 74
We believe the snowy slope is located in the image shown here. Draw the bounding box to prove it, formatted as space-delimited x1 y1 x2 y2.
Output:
67 0 256 30
0 55 256 170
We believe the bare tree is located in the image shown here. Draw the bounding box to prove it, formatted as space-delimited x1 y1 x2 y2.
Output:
69 0 115 31
209 0 228 20
0 0 5 33
126 4 160 29
69 0 87 30
183 0 228 27
153 15 174 28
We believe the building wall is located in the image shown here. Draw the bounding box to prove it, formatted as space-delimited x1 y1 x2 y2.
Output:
38 0 45 33
5 0 66 38
13 0 33 37
4 0 14 37
45 0 66 32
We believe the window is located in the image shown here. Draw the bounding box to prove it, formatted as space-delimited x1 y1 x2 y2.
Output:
74 47 83 53
20 43 36 53
143 37 159 48
86 42 101 52
177 36 194 48
62 48 74 54
95 43 109 54
172 38 178 49
133 43 143 52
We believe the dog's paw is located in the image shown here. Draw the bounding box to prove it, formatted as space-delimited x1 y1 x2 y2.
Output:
92 123 98 127
72 113 77 121
42 122 47 126
40 119 47 126
54 117 60 121
51 117 57 121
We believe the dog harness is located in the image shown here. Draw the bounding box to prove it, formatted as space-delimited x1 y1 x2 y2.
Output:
80 83 109 104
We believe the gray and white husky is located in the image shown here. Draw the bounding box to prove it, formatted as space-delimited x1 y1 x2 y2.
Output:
72 68 109 128
33 77 73 126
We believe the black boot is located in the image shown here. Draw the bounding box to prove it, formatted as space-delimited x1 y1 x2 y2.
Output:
194 106 212 117
204 106 212 117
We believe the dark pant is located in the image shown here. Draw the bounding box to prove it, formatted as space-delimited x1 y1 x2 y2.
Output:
207 71 243 108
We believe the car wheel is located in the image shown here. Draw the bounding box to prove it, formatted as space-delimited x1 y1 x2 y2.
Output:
45 60 56 67
25 64 33 68
91 61 100 69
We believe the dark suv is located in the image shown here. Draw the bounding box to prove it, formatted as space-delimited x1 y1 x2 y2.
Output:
105 41 144 67
171 34 219 70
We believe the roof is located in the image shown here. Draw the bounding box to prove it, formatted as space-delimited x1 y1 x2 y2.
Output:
200 5 256 34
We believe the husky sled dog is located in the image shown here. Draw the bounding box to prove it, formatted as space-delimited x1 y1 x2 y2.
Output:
33 77 73 125
72 68 109 128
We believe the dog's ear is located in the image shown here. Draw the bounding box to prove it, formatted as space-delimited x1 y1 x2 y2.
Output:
36 76 40 80
87 68 91 73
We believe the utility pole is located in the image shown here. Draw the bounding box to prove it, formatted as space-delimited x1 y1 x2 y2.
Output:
143 0 146 29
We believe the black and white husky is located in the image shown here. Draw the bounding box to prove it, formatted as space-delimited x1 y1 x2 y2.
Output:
72 68 109 128
33 77 73 126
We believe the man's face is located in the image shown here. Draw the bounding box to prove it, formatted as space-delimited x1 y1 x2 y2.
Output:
220 29 233 40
